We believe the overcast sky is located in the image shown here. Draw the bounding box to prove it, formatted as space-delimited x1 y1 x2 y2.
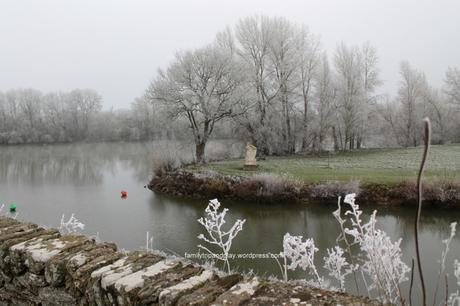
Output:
1 0 459 109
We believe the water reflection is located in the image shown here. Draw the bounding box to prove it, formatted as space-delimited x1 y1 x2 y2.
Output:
0 141 244 186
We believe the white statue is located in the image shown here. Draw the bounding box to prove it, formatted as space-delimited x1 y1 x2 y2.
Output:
244 143 257 168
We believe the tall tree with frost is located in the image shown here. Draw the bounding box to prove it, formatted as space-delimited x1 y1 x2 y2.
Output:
445 67 460 106
235 16 278 155
397 61 428 147
298 28 321 151
268 17 301 153
334 43 363 150
146 44 245 163
356 42 381 148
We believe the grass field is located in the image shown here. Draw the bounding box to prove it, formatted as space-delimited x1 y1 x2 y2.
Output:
190 144 460 184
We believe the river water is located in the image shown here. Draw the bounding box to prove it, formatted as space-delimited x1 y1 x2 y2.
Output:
0 141 459 303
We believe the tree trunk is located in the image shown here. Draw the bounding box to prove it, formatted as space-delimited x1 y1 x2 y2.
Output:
332 126 339 151
301 97 308 151
196 142 206 164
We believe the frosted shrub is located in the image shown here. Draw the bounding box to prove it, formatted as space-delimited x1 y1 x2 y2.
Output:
280 193 409 304
448 260 460 305
145 231 154 252
197 199 245 273
151 149 186 176
250 173 299 197
434 222 457 303
59 213 85 234
342 193 409 304
283 233 323 287
309 180 360 198
323 246 352 290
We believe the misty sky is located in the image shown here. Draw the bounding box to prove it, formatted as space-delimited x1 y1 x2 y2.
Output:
1 0 459 109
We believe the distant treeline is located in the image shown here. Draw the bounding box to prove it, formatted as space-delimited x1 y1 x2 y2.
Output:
0 88 200 144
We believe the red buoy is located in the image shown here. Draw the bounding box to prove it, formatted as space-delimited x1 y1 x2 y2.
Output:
121 190 127 198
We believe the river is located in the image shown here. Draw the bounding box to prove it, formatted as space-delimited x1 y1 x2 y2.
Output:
1 141 459 304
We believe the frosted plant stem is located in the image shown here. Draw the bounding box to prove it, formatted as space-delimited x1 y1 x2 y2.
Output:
415 117 431 306
409 258 414 306
335 197 360 294
270 253 288 282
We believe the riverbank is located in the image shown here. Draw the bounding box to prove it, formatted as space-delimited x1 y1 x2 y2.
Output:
192 145 460 184
148 168 460 207
0 216 381 305
148 145 460 206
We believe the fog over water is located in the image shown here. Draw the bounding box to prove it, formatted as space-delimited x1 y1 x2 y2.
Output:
1 0 459 108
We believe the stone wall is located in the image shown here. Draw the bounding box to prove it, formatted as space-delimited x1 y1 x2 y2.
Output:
0 216 380 305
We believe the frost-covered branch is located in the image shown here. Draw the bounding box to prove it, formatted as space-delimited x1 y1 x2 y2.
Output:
283 233 323 287
433 222 457 305
323 246 352 291
342 193 409 304
281 193 410 304
197 199 245 273
59 213 85 234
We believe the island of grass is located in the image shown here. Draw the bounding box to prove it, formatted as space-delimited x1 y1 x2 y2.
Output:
149 144 460 207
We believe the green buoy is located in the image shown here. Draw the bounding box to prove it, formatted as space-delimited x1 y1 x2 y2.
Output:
9 204 16 212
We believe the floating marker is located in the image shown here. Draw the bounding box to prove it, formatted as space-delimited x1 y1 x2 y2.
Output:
9 204 16 212
121 191 128 198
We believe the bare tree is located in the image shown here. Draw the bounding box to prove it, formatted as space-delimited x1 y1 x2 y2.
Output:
333 43 363 150
445 67 460 106
297 28 321 151
235 15 278 155
312 53 335 151
356 42 381 148
424 88 449 144
43 92 71 141
68 89 103 140
18 89 43 140
268 17 301 153
146 45 245 163
378 95 406 146
397 61 428 146
131 96 156 140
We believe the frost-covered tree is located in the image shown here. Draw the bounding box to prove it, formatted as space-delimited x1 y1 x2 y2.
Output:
332 42 381 150
445 67 460 106
297 29 321 151
146 44 245 163
333 43 363 150
67 89 103 140
397 61 428 147
234 16 278 155
312 53 335 151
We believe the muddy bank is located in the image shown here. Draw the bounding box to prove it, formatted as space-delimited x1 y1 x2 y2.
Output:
148 169 460 207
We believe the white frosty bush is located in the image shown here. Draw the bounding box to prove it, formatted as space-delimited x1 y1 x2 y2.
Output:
144 231 154 252
59 213 85 234
197 198 245 273
341 193 410 304
283 233 323 287
448 260 460 305
323 246 352 291
280 193 410 304
250 173 299 196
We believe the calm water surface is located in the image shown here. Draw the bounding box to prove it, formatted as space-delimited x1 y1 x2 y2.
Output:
1 141 459 303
